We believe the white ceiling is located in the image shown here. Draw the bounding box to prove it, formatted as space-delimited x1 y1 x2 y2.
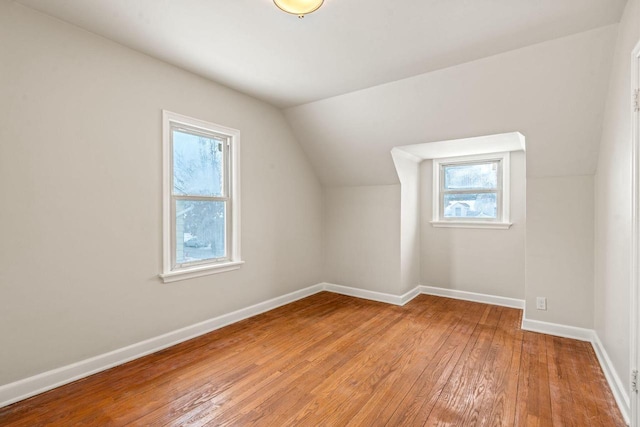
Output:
284 24 618 185
394 132 526 161
16 0 627 108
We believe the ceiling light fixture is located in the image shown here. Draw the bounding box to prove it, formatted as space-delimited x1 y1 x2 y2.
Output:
273 0 324 18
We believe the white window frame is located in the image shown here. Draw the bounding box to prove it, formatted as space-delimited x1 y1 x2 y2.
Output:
160 110 243 283
431 152 512 229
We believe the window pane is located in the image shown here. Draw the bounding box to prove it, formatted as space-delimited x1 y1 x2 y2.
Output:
444 162 497 190
443 193 497 218
173 129 224 196
175 200 226 264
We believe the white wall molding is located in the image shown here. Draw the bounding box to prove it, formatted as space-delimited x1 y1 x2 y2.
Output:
0 282 422 408
400 286 422 305
521 317 630 424
420 285 525 309
0 281 629 426
324 283 526 309
592 332 631 425
0 284 324 409
0 282 528 409
520 317 594 341
321 282 421 306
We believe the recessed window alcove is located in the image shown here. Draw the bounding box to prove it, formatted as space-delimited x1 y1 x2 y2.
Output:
391 132 526 300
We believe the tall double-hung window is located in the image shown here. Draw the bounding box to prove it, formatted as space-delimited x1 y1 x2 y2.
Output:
160 111 242 282
432 152 511 229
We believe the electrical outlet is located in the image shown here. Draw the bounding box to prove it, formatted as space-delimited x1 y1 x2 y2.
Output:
536 297 547 310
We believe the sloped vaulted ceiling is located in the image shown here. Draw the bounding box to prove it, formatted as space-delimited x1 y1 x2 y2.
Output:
16 0 626 185
285 25 618 185
16 0 626 108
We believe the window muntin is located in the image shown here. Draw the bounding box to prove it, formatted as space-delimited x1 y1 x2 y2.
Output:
171 124 230 268
172 128 225 197
432 152 510 228
443 162 498 190
161 111 242 282
440 160 501 220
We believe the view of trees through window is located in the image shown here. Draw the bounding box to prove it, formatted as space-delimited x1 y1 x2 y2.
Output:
442 162 498 218
173 129 226 264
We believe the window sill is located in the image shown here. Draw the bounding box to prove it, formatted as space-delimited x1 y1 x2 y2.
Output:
430 221 513 230
159 260 245 283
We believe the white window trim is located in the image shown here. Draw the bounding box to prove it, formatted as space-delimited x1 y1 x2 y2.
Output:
159 110 243 283
431 152 512 230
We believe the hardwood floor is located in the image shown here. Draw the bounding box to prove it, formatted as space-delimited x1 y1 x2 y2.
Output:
0 292 626 426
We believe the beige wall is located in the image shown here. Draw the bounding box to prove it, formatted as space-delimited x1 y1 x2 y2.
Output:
287 24 616 332
392 152 422 294
1 0 635 398
285 25 617 186
0 2 323 385
526 175 594 328
323 185 402 294
595 0 640 390
420 151 526 299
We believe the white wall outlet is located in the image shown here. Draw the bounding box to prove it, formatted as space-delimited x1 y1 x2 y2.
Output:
536 297 547 310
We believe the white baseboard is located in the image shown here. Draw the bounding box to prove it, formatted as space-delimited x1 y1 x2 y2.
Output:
400 286 422 305
591 333 630 425
312 283 635 424
0 284 324 409
0 282 537 410
420 285 525 309
520 317 594 341
0 281 630 427
521 317 630 425
0 282 420 408
323 283 525 309
321 282 420 306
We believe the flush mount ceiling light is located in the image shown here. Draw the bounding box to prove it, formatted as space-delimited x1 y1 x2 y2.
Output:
274 0 324 18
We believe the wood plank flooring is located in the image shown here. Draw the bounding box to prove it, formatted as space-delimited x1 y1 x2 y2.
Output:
0 292 626 426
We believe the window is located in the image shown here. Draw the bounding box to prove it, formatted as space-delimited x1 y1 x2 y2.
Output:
432 152 511 229
160 111 242 283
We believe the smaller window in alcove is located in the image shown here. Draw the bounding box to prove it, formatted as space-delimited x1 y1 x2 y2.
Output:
432 151 511 229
